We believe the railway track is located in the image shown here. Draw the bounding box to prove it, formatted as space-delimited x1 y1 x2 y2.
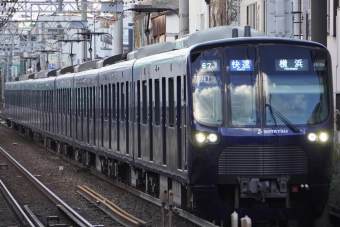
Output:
0 143 158 227
77 185 147 227
0 121 198 227
0 145 94 227
0 177 34 227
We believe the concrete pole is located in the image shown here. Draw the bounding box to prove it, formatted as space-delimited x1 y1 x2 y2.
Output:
10 35 14 79
57 0 63 68
28 31 31 74
6 53 10 81
179 0 189 37
311 0 327 46
41 23 46 70
115 13 123 55
128 23 134 52
206 2 210 29
57 24 62 69
82 0 88 62
293 0 300 39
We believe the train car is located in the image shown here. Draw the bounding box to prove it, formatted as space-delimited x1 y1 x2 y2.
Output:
1 26 333 226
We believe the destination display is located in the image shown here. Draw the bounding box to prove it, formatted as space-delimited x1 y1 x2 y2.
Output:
200 60 220 72
275 59 309 71
313 60 327 71
230 59 254 71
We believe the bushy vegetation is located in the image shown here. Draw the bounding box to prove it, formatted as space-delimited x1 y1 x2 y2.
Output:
330 111 340 207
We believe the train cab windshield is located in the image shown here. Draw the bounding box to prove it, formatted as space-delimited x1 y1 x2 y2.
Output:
191 49 223 126
191 44 330 128
261 45 330 127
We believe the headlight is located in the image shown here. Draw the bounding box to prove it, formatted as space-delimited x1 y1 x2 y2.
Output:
307 133 317 142
195 132 206 144
207 133 218 143
319 132 329 142
307 131 329 143
194 131 220 145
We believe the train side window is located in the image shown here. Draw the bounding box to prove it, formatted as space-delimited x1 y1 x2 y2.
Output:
56 89 58 113
126 82 129 121
142 80 147 124
42 90 46 113
80 87 83 118
80 88 83 117
100 85 104 120
137 80 141 158
61 89 63 114
50 90 52 112
64 89 67 115
68 88 71 115
117 83 120 151
60 89 62 114
183 75 186 125
59 89 61 114
112 84 116 120
78 88 81 117
63 89 66 115
169 78 175 127
104 85 108 120
85 87 87 118
93 86 96 119
117 83 120 121
149 78 153 161
149 79 153 124
89 87 93 119
45 90 48 112
162 78 167 165
58 89 60 114
121 82 125 121
83 88 87 118
177 76 182 169
107 84 110 120
155 79 160 125
48 90 50 112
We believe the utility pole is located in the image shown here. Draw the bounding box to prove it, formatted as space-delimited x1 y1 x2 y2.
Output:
41 23 46 70
82 0 88 62
179 0 189 37
57 0 63 68
115 13 123 55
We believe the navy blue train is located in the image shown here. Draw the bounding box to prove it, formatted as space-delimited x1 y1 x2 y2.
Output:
1 26 334 225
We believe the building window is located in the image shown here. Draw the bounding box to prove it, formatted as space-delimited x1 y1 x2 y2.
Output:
247 3 257 29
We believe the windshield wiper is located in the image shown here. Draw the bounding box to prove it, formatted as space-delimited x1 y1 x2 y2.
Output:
265 104 300 133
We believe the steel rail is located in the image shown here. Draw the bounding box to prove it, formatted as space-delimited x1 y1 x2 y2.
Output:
0 180 36 227
0 145 94 227
77 185 146 227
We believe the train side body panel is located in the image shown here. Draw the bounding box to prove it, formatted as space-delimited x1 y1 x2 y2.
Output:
133 49 189 181
55 74 74 143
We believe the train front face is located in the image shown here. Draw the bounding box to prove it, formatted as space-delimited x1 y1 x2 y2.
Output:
188 40 333 221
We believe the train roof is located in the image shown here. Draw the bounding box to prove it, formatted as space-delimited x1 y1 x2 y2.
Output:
7 25 326 84
74 59 101 73
126 25 267 60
